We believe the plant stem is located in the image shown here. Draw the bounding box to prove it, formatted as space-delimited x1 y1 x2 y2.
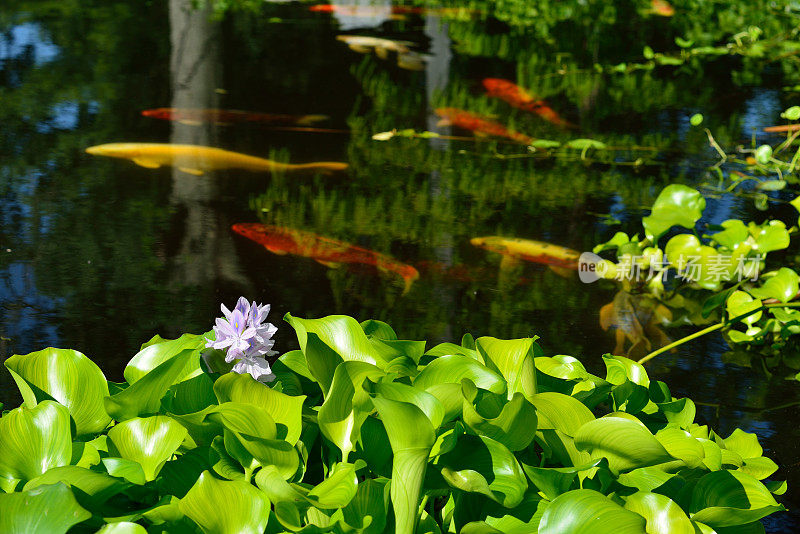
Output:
638 302 800 365
637 323 724 365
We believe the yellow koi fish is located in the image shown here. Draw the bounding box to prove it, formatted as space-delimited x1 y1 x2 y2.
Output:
471 236 580 277
85 143 348 176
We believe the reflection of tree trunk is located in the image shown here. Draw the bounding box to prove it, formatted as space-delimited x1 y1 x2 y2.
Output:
168 0 249 290
425 17 454 340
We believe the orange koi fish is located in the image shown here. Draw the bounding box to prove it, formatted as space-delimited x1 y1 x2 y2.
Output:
232 223 419 294
763 124 800 133
650 0 675 17
482 78 576 129
600 291 673 359
86 143 348 176
434 108 533 144
141 108 329 126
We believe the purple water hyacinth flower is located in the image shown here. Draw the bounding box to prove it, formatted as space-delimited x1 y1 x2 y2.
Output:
207 297 278 382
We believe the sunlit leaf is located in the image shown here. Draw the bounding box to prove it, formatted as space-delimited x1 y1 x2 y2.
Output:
0 483 91 534
476 337 539 400
0 400 72 486
689 471 785 527
180 471 271 534
623 491 694 534
574 416 673 474
4 348 111 435
107 416 189 481
642 185 706 241
538 489 646 533
372 396 435 534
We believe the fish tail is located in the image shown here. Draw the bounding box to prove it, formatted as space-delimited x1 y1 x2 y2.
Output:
292 162 349 175
296 114 330 126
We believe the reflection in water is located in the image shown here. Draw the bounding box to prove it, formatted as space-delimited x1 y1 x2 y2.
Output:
599 290 673 360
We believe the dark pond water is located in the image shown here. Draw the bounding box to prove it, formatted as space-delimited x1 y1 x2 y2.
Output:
2 1 800 530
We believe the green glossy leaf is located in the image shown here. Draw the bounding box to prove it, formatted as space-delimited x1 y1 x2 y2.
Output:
522 460 601 501
414 354 506 393
105 348 196 421
24 465 129 503
689 471 785 527
107 416 188 481
462 382 536 451
125 333 207 384
721 429 763 459
102 458 147 485
539 489 646 533
318 361 384 460
574 416 673 474
209 403 299 479
476 337 539 400
437 434 528 508
643 185 706 241
0 483 91 533
530 392 595 436
372 396 435 534
726 291 762 326
5 348 111 435
339 478 390 534
214 373 306 445
535 355 589 381
750 268 799 303
0 400 72 486
95 522 148 533
655 428 705 468
180 471 271 534
286 313 382 366
623 491 694 534
307 462 358 508
749 220 790 254
709 220 749 250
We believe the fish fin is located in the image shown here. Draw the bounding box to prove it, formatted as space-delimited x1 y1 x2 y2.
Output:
347 43 372 54
315 259 341 268
613 330 627 356
547 265 574 278
266 247 288 255
498 255 521 271
436 119 452 127
374 46 389 60
178 167 205 176
178 120 203 126
599 303 615 331
402 276 415 295
132 158 161 169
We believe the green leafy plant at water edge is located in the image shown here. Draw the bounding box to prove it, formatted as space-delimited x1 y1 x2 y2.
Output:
592 182 800 373
0 304 787 533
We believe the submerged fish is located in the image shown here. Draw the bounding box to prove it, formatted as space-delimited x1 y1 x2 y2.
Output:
435 108 533 144
232 223 419 294
85 143 348 176
470 236 580 277
312 4 479 19
309 4 406 19
599 291 673 359
337 35 427 70
650 0 675 16
483 78 576 129
141 108 329 127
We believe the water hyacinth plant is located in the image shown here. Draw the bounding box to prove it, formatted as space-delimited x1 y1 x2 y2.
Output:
0 301 787 533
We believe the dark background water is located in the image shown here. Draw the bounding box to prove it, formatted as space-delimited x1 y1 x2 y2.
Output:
2 1 800 530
